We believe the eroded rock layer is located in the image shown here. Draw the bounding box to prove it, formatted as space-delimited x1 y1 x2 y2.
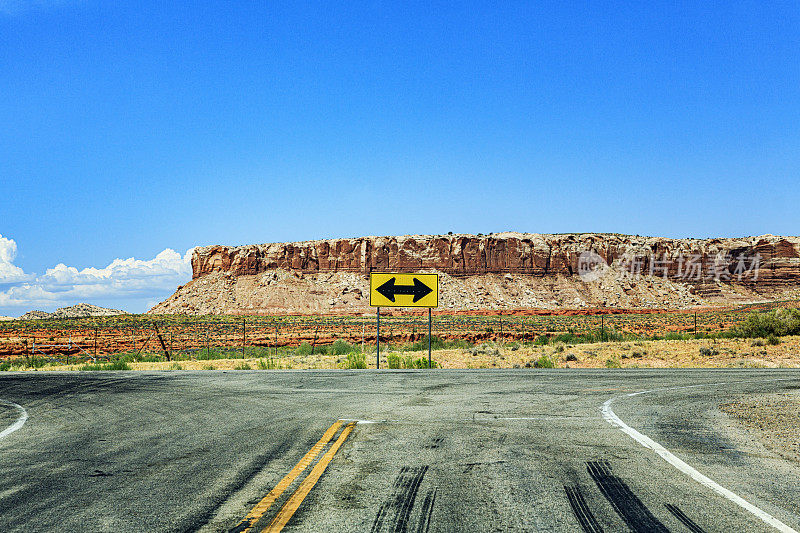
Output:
150 233 800 314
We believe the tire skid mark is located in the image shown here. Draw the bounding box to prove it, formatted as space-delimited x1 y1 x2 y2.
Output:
415 489 437 533
587 461 670 533
665 503 707 533
394 466 428 532
565 485 604 533
371 466 429 533
426 437 444 449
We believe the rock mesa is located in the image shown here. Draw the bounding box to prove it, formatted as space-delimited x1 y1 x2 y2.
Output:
150 233 800 315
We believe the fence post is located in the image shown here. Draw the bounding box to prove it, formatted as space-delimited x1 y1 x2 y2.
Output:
154 322 170 361
311 326 318 355
601 315 605 342
242 319 246 358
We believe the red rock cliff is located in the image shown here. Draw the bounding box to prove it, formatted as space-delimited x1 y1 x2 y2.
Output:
192 233 800 290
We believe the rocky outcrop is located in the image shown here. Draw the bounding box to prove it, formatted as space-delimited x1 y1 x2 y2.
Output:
16 304 126 320
16 310 52 320
150 233 800 315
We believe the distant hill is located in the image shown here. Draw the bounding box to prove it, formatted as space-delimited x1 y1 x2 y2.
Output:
16 304 126 320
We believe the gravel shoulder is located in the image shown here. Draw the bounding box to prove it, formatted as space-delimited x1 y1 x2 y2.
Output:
720 390 800 463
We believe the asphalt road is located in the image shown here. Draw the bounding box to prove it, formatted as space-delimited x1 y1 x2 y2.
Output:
1 369 799 532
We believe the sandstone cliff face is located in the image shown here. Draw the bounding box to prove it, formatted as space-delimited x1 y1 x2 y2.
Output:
150 233 800 315
191 233 799 288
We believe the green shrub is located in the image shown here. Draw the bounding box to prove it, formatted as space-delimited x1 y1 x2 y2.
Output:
766 334 781 345
169 362 183 370
605 358 621 369
256 358 278 369
386 353 438 369
339 352 366 369
330 339 354 355
415 358 439 368
0 360 12 371
234 361 251 370
21 356 47 369
80 360 131 371
699 346 719 357
534 355 555 368
546 329 628 345
126 352 165 363
732 309 800 338
407 335 445 351
387 353 402 369
295 342 313 356
195 347 241 360
534 335 550 345
397 336 470 352
553 333 577 344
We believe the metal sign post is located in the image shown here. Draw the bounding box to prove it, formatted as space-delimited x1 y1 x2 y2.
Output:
428 308 432 368
376 307 380 369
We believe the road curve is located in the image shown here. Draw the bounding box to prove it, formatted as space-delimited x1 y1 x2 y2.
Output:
0 398 28 441
602 381 799 533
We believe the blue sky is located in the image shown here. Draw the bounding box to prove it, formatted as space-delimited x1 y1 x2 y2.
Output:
1 1 798 315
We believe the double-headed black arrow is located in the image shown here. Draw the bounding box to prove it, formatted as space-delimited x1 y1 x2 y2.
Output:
376 277 433 303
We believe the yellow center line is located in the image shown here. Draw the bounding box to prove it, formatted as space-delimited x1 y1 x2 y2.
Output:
233 420 343 533
264 422 357 532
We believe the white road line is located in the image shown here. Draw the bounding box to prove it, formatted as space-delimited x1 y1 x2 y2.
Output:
602 384 799 533
496 416 591 420
0 399 28 441
338 418 384 424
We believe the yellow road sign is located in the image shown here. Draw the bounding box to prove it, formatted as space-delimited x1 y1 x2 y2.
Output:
369 272 439 308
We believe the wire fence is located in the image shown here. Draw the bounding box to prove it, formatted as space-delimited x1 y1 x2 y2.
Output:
0 299 792 365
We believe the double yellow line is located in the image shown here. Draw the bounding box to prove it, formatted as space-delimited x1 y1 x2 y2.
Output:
233 420 357 533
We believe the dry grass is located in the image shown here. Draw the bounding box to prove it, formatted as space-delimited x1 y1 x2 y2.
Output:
412 336 800 369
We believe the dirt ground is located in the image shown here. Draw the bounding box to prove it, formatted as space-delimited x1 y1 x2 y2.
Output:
721 391 800 464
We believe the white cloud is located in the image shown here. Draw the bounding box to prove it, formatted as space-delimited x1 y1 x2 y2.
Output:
0 235 32 284
0 237 194 311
